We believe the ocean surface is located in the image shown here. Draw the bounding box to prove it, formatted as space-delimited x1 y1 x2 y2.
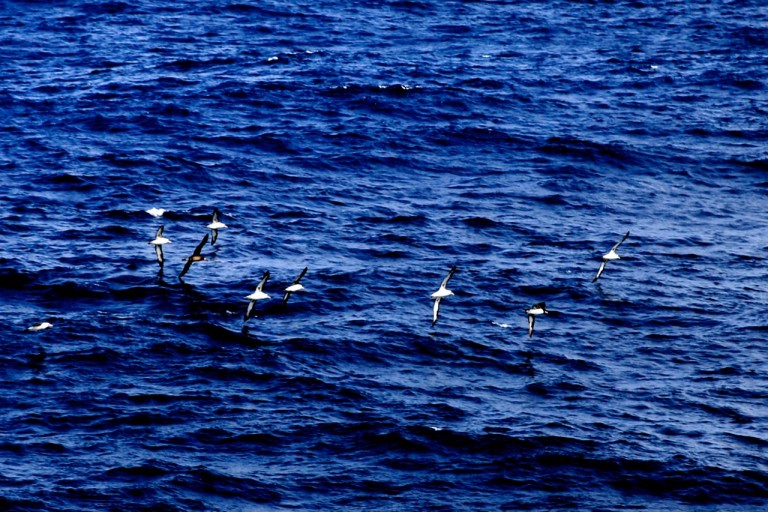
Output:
1 0 767 510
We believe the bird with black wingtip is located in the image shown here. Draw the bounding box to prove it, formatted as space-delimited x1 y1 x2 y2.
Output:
431 265 457 327
207 208 227 246
524 302 549 338
593 231 630 282
149 225 171 267
282 267 308 305
245 271 271 321
179 233 209 279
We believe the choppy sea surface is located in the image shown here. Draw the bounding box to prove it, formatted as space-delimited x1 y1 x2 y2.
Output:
1 1 767 510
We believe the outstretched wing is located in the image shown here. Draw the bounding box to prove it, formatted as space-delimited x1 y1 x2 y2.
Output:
293 266 308 285
156 225 164 238
440 265 457 289
154 244 164 266
256 271 270 292
593 260 607 282
611 230 630 252
282 290 292 305
193 234 209 256
244 300 255 322
432 297 442 326
210 228 218 246
527 314 535 337
179 258 193 279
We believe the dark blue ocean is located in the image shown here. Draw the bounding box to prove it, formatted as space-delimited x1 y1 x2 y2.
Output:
1 0 767 510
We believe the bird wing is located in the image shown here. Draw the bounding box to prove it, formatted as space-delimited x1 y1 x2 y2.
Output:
282 290 292 305
212 209 220 223
293 266 308 285
156 225 164 238
179 258 193 279
440 265 457 289
432 297 442 326
210 228 218 246
193 234 209 256
244 300 255 322
154 244 164 265
528 314 535 337
593 260 607 282
256 271 270 292
612 230 630 252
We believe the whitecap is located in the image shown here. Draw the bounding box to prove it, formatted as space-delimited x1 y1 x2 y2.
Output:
27 322 53 332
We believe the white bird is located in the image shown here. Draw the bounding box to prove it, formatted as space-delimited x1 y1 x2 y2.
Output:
431 265 457 327
282 267 308 305
245 271 270 321
148 226 171 266
593 231 630 282
179 233 209 279
207 208 227 245
524 302 549 337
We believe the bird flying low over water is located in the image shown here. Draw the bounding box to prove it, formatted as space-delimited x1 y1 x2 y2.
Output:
207 208 227 245
245 271 270 321
431 265 457 327
524 302 549 338
148 225 171 266
179 233 209 279
593 230 630 283
282 267 308 305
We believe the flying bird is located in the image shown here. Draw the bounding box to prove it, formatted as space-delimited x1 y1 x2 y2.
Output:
148 225 171 266
524 302 549 338
207 208 227 245
282 267 308 305
431 265 457 327
245 271 271 321
179 233 209 279
593 231 630 282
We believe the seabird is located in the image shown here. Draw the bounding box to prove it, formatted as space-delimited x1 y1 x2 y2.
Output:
244 271 270 321
593 231 630 282
524 302 548 337
282 267 308 305
179 233 209 279
207 208 227 245
27 322 53 332
148 225 171 266
431 265 457 327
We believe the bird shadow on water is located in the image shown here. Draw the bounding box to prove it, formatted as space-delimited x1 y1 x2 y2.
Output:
237 323 274 347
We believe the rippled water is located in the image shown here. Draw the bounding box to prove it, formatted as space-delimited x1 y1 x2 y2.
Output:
1 1 767 510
